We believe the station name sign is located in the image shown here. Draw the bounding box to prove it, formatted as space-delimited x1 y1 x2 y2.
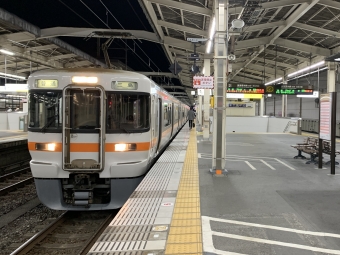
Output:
227 83 313 95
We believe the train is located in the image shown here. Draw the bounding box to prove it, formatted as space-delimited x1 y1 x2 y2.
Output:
27 68 189 210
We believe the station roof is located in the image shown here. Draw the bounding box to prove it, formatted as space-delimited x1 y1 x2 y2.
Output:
1 1 340 104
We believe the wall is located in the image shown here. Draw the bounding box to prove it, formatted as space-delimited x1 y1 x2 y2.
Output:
226 101 255 116
0 112 7 129
209 116 298 133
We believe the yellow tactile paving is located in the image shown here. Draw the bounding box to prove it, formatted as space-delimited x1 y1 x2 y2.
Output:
165 129 202 255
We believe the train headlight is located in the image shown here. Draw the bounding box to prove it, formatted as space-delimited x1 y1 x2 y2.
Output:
35 143 56 151
72 76 98 84
115 143 137 152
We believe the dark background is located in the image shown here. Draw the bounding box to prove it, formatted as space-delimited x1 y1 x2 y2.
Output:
0 0 170 72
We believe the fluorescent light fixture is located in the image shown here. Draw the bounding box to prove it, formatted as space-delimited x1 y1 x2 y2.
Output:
297 91 319 98
72 76 98 84
288 67 328 81
206 40 212 54
0 49 14 55
206 17 215 54
0 72 26 80
209 17 216 40
288 61 325 77
265 77 282 86
5 84 28 91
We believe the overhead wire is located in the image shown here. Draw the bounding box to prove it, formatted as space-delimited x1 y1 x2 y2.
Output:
58 0 96 28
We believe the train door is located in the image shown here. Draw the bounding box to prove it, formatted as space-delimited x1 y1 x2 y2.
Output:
170 103 174 137
151 95 159 157
156 98 162 154
62 86 105 171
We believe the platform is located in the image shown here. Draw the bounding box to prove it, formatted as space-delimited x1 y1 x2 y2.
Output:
0 130 27 144
89 127 340 255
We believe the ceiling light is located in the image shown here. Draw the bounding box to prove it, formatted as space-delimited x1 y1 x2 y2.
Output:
0 49 15 55
335 58 340 61
287 61 325 77
265 78 282 86
0 72 26 80
231 19 245 29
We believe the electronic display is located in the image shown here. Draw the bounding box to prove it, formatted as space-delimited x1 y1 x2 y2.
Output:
35 79 58 88
227 88 264 94
112 81 138 90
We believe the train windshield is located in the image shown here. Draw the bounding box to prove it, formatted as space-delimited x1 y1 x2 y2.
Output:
107 93 150 133
28 90 62 132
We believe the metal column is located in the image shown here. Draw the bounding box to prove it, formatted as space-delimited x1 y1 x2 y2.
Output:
211 0 227 175
203 59 211 139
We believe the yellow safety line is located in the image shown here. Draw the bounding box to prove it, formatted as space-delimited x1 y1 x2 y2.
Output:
165 129 202 255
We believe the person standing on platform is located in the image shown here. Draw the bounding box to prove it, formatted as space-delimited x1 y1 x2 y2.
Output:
187 106 196 130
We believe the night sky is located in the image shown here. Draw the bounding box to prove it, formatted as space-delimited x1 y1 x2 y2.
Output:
0 0 171 73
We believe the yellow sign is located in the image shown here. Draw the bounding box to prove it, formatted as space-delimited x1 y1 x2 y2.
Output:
244 94 263 99
36 79 58 88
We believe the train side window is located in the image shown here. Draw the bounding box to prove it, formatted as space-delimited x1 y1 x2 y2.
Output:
28 90 62 132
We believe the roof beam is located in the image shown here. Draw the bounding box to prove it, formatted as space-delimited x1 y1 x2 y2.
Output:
242 21 285 33
319 0 340 10
264 49 308 62
232 1 320 79
275 38 330 56
229 0 310 15
293 22 340 38
26 44 59 52
0 44 64 69
158 20 207 37
147 0 212 16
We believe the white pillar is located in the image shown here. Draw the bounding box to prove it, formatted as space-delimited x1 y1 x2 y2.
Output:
198 95 203 125
260 96 264 116
212 0 227 173
203 59 211 139
281 95 287 117
328 62 336 92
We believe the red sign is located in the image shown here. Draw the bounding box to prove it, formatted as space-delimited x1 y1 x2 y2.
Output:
193 76 214 89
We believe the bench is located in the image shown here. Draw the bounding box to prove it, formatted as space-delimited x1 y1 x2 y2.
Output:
291 137 319 164
320 140 340 165
292 137 340 165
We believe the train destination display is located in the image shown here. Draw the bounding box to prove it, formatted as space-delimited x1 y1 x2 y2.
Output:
227 83 313 95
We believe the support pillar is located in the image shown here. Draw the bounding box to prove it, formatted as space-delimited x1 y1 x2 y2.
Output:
328 62 336 92
211 0 227 175
203 59 211 139
260 96 264 116
281 95 287 117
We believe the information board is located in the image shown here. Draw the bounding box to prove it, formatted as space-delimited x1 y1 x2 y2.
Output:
227 83 313 95
319 93 331 140
193 76 214 89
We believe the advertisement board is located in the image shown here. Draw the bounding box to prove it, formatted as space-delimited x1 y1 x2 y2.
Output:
319 93 331 140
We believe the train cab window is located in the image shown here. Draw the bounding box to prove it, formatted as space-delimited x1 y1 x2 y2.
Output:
71 90 100 131
107 93 150 133
28 91 62 132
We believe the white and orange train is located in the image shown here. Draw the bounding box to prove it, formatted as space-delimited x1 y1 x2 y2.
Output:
27 68 189 210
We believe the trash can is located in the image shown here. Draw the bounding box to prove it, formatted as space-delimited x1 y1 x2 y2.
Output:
19 116 24 130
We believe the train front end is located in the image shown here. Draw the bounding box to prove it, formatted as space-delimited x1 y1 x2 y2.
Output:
27 69 152 210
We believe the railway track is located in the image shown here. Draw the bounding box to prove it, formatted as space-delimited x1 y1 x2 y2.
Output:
0 167 34 196
11 210 115 255
0 160 30 175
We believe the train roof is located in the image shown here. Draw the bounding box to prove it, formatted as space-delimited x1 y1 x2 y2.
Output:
30 68 146 78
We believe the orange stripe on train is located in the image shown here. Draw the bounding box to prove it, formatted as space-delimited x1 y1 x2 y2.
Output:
28 142 150 152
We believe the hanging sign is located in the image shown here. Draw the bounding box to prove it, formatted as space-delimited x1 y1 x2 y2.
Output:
193 76 214 89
